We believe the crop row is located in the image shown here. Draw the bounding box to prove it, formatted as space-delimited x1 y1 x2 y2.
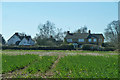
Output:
2 54 39 73
24 56 57 74
54 55 118 78
2 54 57 78
2 53 118 78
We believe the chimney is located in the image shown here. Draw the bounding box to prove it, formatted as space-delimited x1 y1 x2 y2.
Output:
88 30 91 34
67 31 70 34
15 32 18 35
50 35 53 38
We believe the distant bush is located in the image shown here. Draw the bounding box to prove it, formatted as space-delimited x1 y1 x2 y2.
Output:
81 44 116 51
59 44 74 50
103 47 116 51
102 42 117 51
82 44 91 50
102 42 115 47
82 44 104 51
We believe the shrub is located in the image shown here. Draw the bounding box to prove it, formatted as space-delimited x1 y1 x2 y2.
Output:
102 42 115 47
59 44 74 50
82 44 104 51
82 44 91 50
103 47 116 51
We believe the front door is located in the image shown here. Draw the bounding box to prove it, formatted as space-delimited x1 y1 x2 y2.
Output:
73 43 78 48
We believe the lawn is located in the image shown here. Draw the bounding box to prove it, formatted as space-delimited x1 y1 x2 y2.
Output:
1 50 118 78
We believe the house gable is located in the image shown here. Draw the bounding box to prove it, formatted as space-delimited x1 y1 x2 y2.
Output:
19 37 29 45
7 32 35 46
19 37 35 45
7 34 21 45
28 38 35 45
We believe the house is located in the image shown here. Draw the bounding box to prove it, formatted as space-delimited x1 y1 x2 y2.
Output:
0 34 6 45
7 32 35 46
64 30 104 48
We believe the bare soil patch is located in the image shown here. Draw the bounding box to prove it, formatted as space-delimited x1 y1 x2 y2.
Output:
2 50 118 56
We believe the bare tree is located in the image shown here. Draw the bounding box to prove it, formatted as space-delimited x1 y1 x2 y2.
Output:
75 26 87 33
104 20 120 48
55 28 64 41
36 21 56 39
35 21 64 46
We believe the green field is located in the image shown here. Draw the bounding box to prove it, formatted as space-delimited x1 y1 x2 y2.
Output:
54 55 118 78
1 50 118 78
2 54 39 73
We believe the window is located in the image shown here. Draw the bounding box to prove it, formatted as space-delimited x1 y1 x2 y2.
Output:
67 39 72 42
99 39 102 42
78 39 84 42
93 39 97 42
88 39 92 42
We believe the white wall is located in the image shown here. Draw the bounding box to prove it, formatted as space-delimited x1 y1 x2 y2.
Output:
19 38 29 45
7 35 21 45
28 38 35 45
7 34 35 45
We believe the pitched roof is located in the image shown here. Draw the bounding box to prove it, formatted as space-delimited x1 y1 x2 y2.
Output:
25 36 31 41
65 33 89 39
65 32 104 39
88 34 105 39
8 32 33 41
15 33 24 40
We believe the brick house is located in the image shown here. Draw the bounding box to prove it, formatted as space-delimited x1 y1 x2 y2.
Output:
64 30 104 48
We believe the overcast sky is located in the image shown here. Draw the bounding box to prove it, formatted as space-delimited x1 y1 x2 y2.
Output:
2 2 118 40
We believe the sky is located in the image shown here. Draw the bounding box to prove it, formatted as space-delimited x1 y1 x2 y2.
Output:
2 2 118 40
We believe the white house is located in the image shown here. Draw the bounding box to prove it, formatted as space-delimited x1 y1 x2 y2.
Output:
7 32 35 46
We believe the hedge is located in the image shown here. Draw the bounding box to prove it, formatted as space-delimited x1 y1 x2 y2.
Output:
2 44 74 50
2 44 116 51
82 44 104 51
103 47 116 51
82 44 116 51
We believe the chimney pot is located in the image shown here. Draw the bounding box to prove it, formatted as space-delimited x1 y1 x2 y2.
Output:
15 32 18 35
50 35 53 38
67 31 70 34
88 30 91 34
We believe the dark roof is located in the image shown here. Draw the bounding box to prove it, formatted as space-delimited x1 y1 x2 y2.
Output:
91 34 104 39
87 34 104 39
25 36 31 41
65 33 104 39
8 32 33 41
65 33 89 39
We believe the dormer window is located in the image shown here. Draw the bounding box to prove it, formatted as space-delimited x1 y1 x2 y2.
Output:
88 39 92 42
78 39 84 42
67 39 72 42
